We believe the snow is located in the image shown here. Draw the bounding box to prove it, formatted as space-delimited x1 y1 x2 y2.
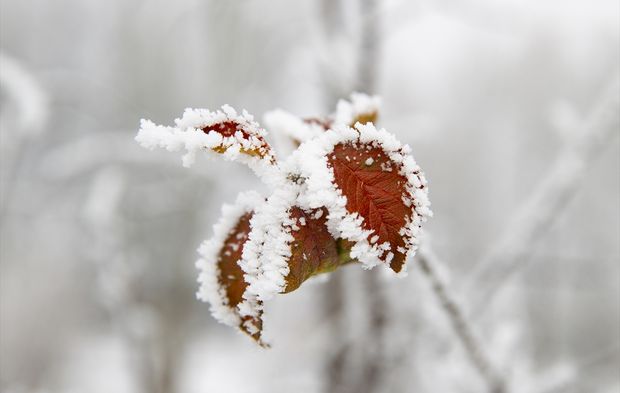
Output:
195 190 264 328
263 109 324 144
334 92 382 126
135 105 278 182
239 177 299 305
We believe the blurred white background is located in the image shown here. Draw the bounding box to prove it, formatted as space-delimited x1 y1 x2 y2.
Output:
0 0 618 392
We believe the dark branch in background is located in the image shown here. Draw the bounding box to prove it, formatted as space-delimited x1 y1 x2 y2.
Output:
321 0 389 392
352 1 390 393
465 76 620 318
319 1 353 392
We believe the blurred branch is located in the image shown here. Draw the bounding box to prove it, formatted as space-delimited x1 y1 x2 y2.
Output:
534 342 620 393
38 131 217 180
466 76 620 318
0 52 49 226
418 246 506 393
356 0 380 94
322 1 389 392
319 1 352 392
84 168 186 393
353 2 388 392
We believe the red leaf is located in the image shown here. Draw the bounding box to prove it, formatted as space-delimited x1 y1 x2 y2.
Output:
216 212 264 344
202 121 273 162
283 207 342 293
328 143 413 273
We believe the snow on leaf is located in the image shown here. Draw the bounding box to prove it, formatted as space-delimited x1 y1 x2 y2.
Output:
196 191 266 345
293 122 431 274
262 92 378 149
283 207 342 292
334 92 381 126
327 143 411 272
136 105 276 179
263 109 328 147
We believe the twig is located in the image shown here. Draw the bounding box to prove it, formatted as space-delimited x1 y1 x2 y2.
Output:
418 247 506 393
465 76 620 317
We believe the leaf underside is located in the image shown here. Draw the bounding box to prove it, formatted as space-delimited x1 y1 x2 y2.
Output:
216 212 263 342
328 142 413 272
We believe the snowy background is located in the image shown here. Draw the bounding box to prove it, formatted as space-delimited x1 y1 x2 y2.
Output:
0 0 619 392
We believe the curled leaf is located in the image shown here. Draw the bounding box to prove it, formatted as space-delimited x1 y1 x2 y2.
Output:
196 191 266 345
136 105 276 176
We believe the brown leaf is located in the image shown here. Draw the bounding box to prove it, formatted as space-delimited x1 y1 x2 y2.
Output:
216 212 264 344
202 121 274 162
328 143 413 272
283 207 342 292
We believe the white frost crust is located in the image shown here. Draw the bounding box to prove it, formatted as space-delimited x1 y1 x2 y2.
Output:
290 122 432 274
237 169 302 317
263 109 325 144
195 190 263 328
334 92 382 126
135 105 277 181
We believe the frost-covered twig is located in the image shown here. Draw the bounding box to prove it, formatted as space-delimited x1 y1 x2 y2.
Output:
417 247 506 393
466 76 620 317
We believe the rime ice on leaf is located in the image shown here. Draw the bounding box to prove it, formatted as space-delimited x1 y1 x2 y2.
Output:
335 92 381 126
263 92 379 147
263 109 327 146
293 122 431 273
196 191 266 345
283 207 343 292
136 105 276 177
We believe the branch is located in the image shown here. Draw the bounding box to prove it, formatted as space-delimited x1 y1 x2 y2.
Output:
417 247 506 393
465 76 620 317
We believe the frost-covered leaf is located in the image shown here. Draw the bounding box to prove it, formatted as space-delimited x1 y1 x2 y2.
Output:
262 92 379 148
196 191 266 345
263 109 328 146
327 143 411 272
334 92 381 126
283 207 342 292
135 105 276 177
293 122 431 273
241 187 347 301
